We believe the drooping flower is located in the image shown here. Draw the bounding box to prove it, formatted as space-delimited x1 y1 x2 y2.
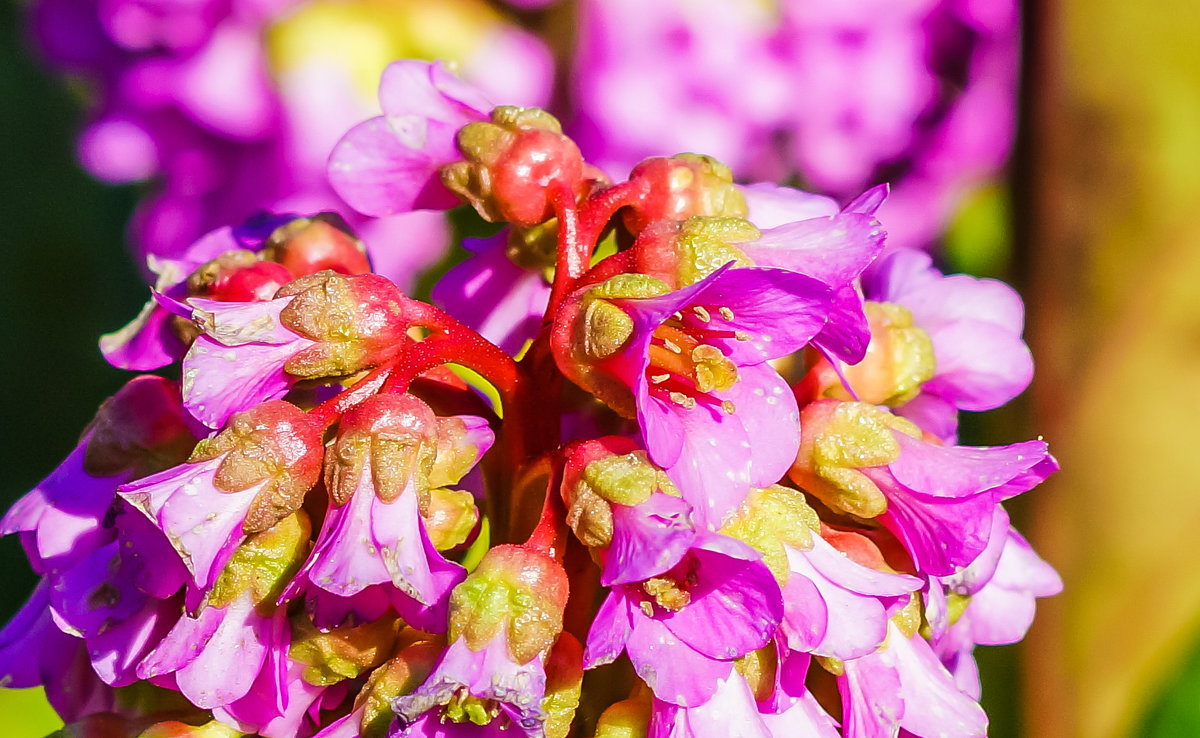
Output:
178 270 411 427
285 394 487 631
393 545 571 736
119 400 324 589
791 400 1056 578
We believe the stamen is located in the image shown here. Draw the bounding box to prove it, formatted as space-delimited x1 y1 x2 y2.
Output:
662 338 682 354
692 305 711 322
669 392 697 409
735 330 751 342
719 306 735 321
721 399 737 415
673 311 684 321
650 373 670 384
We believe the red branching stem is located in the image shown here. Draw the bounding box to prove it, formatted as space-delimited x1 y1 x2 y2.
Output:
307 361 397 429
546 182 585 314
578 177 651 245
523 467 568 563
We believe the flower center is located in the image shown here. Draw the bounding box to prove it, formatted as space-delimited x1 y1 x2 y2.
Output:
646 305 748 413
443 689 502 727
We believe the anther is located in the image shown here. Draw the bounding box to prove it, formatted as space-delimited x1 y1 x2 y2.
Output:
663 339 682 354
735 330 751 342
650 373 670 384
721 400 736 415
669 392 697 409
718 307 735 321
673 311 684 321
692 306 711 322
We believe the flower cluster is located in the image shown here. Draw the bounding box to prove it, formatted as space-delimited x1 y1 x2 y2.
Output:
1 63 1057 737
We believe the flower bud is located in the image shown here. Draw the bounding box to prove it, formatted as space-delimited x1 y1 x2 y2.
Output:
208 510 312 610
720 484 821 583
442 106 586 227
189 400 325 533
288 612 399 686
788 400 920 519
622 154 748 235
262 212 372 276
276 271 411 379
448 544 569 664
822 302 935 406
632 215 757 289
325 394 439 506
83 375 196 479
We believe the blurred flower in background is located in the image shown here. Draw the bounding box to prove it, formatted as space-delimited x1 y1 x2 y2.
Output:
568 0 1018 251
27 0 553 286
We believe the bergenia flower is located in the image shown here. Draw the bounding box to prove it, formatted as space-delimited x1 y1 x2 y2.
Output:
0 375 195 574
839 622 988 738
329 60 492 217
179 270 411 428
119 400 324 589
791 400 1056 577
394 544 570 735
431 231 553 356
863 249 1034 440
99 214 297 371
286 394 481 631
584 533 783 706
554 266 836 526
560 437 698 586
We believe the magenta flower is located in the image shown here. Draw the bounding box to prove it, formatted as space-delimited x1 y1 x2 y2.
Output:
119 400 324 589
866 431 1056 578
99 213 298 371
393 634 547 737
781 530 920 660
839 622 987 738
736 185 888 363
181 295 317 427
286 395 487 631
584 533 782 706
863 249 1034 440
431 231 553 356
555 266 835 526
329 60 492 217
137 591 287 708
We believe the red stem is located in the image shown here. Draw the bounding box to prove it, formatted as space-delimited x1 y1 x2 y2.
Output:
307 361 397 428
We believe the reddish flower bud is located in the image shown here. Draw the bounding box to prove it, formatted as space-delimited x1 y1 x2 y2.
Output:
443 106 588 228
622 154 747 235
276 271 412 379
262 213 372 277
